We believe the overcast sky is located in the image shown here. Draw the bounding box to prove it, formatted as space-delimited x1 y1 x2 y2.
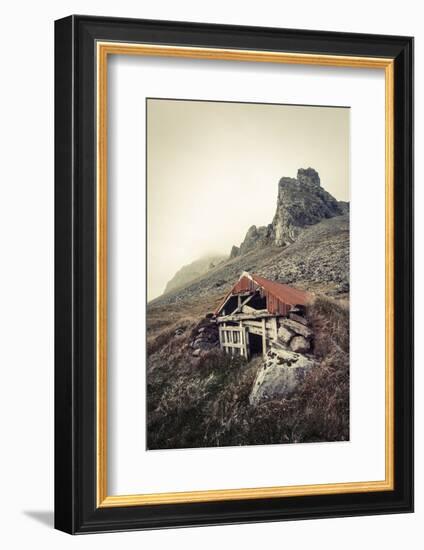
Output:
147 99 350 301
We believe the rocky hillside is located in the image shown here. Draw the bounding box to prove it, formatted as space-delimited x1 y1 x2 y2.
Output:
163 255 225 295
154 215 349 309
153 168 349 308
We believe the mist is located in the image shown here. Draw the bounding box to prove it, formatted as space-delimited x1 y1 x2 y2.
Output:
147 99 349 301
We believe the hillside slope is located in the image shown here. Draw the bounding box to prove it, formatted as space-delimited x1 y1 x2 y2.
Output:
155 167 349 312
163 255 226 295
151 213 349 312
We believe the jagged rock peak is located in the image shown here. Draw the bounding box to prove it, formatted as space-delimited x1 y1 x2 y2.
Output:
231 224 271 258
297 167 321 187
229 168 347 256
272 168 344 247
230 245 240 259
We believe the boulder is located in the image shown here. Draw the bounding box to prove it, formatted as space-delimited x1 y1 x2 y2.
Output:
249 347 316 405
193 340 213 350
289 335 311 353
190 321 219 350
280 318 313 339
277 325 294 345
288 312 309 326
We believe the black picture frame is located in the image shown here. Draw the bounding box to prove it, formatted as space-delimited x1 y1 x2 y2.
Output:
55 15 414 534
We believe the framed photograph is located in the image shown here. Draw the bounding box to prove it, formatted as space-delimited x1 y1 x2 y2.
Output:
54 15 413 534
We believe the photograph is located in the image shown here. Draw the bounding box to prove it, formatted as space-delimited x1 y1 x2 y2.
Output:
0 0 417 543
146 98 350 450
48 7 413 538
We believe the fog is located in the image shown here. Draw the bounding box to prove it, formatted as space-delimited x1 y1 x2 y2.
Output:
147 99 349 301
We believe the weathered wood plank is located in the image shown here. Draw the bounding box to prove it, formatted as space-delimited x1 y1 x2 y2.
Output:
230 294 255 316
246 326 263 336
243 320 263 329
262 318 267 357
217 312 278 323
222 341 244 349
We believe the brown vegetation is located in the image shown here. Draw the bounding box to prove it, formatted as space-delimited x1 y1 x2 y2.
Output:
146 294 349 450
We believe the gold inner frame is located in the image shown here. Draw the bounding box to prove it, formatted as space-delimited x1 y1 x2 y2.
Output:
96 42 395 508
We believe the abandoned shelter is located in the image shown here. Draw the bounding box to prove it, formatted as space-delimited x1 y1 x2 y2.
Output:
214 272 312 359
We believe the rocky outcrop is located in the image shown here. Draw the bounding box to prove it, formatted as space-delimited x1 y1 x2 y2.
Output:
270 168 345 247
230 245 240 259
230 168 348 256
250 345 316 404
190 318 219 356
297 167 321 186
338 201 350 215
164 255 225 295
235 225 271 257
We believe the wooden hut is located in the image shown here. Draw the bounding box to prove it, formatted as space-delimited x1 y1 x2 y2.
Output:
214 272 311 359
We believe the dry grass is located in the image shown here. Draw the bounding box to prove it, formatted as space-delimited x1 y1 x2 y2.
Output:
146 294 349 450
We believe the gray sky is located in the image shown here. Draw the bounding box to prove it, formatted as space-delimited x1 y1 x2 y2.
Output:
147 99 350 301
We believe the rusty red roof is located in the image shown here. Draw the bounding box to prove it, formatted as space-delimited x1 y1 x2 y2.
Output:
214 272 312 316
251 274 311 307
